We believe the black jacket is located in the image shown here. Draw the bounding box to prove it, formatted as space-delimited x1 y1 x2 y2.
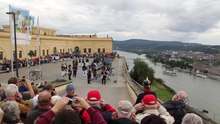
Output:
163 100 186 124
109 118 138 124
26 108 49 124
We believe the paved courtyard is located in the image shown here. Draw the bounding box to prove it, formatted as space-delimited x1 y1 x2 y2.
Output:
0 58 134 107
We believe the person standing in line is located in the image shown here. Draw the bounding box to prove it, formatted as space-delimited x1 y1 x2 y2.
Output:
82 63 88 77
61 63 65 77
91 61 97 80
82 59 85 67
72 64 77 78
78 58 81 67
86 58 89 67
64 62 68 75
101 70 107 85
87 69 92 84
75 59 78 69
72 59 75 66
93 67 97 80
74 59 78 66
68 65 72 80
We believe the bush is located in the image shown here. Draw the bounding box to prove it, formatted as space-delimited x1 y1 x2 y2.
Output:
130 58 155 84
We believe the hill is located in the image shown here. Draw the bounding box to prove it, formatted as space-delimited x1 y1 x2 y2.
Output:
113 39 220 54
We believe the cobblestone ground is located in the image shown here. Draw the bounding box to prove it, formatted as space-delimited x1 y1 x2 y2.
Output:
0 58 133 107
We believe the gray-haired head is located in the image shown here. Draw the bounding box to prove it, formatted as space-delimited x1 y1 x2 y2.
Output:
173 91 188 103
177 91 188 102
4 84 18 97
2 101 20 123
181 113 203 124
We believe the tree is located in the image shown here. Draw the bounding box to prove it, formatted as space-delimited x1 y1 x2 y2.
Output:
28 50 36 58
130 58 155 84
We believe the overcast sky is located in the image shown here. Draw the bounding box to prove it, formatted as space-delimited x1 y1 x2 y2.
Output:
0 0 220 45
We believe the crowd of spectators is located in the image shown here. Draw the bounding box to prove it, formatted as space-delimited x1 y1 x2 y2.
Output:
0 52 74 72
1 55 53 71
0 75 204 124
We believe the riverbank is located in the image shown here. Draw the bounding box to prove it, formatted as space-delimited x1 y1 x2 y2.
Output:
153 61 220 81
117 50 220 123
207 73 220 81
145 53 220 81
121 57 217 124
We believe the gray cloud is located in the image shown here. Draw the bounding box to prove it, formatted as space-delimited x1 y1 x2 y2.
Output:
168 1 220 32
0 0 220 45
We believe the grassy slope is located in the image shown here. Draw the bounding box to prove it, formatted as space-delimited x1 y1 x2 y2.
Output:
151 81 175 102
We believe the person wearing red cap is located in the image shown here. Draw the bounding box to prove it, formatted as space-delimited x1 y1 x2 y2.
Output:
134 94 174 124
86 90 116 122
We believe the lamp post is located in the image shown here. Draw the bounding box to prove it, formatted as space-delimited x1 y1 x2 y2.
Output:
6 12 19 78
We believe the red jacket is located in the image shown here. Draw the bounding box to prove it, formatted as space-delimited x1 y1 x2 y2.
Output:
35 107 106 124
80 109 91 124
104 104 116 113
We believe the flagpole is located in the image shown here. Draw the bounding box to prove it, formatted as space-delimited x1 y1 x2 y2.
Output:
9 5 14 77
37 16 41 81
26 24 29 79
12 12 19 78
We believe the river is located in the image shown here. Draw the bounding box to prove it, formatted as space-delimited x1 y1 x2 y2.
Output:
116 50 220 123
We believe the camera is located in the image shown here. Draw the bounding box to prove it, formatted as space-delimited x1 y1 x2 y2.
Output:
68 98 76 105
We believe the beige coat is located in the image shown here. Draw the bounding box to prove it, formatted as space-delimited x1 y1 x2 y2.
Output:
136 105 175 124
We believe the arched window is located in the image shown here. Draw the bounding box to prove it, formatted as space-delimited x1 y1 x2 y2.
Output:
0 51 3 60
74 46 79 53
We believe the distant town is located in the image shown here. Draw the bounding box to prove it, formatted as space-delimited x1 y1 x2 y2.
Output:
114 39 220 80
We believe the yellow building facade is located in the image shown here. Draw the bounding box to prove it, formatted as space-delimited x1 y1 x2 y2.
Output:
0 25 113 62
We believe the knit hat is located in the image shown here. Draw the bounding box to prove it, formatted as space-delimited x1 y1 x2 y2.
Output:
86 90 101 103
142 94 157 105
66 84 75 91
117 100 133 115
